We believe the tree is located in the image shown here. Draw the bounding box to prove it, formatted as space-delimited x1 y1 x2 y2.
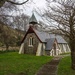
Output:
0 0 29 49
0 0 29 8
0 22 16 50
13 14 29 31
0 0 29 25
45 0 75 69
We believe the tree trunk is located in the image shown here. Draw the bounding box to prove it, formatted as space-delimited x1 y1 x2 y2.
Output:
6 44 9 50
70 39 75 70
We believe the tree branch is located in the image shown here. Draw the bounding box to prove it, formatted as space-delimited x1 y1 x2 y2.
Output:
7 0 29 5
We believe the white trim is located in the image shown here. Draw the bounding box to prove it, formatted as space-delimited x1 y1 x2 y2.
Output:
19 43 24 54
36 43 42 56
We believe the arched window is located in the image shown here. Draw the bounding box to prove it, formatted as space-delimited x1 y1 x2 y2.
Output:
29 37 33 46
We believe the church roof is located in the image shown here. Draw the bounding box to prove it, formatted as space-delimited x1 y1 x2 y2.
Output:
33 29 67 44
45 38 55 50
33 29 50 42
29 13 37 23
21 26 67 44
49 34 67 44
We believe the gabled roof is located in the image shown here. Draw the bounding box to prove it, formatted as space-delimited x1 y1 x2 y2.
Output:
21 26 67 44
21 26 50 43
33 29 50 42
45 38 55 50
21 26 42 43
29 13 38 24
49 34 67 44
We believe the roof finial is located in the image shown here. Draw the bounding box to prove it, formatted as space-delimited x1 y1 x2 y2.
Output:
29 9 38 24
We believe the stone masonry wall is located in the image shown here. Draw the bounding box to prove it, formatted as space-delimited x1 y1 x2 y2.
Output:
24 33 40 55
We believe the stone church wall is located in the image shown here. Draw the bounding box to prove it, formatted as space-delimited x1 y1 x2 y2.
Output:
24 33 40 55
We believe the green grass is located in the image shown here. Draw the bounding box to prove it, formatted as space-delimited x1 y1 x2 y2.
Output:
58 56 75 75
60 52 71 55
0 52 52 75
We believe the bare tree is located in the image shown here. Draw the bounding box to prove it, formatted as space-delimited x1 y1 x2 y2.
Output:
0 0 29 50
0 0 29 23
0 0 29 8
12 14 29 31
45 0 75 69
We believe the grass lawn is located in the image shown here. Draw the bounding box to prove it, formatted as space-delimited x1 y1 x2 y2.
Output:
58 56 75 75
0 52 52 75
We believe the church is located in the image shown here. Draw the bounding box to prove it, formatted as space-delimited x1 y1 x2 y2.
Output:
19 13 70 56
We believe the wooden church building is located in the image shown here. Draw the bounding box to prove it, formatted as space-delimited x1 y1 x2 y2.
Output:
19 13 70 56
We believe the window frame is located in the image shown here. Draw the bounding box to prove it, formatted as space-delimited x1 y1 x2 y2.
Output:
29 37 33 47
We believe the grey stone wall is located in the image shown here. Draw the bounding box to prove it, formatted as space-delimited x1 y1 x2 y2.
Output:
24 33 40 55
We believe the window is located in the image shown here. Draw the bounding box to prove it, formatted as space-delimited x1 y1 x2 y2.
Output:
29 37 33 46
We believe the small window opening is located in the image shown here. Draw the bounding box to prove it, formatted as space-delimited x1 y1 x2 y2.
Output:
29 37 33 46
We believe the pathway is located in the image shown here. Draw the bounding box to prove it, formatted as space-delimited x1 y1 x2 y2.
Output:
35 54 70 75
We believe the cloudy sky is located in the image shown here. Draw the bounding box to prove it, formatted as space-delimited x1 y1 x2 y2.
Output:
16 0 47 16
14 0 75 24
14 0 75 16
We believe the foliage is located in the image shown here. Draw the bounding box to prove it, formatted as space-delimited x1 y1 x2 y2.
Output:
0 24 24 50
0 52 53 75
16 35 22 46
0 24 16 50
58 56 75 75
0 0 30 50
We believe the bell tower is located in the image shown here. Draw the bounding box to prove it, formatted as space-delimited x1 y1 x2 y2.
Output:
29 13 38 28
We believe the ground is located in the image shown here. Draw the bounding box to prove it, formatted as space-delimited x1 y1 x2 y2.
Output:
0 52 52 75
36 56 61 75
0 51 74 75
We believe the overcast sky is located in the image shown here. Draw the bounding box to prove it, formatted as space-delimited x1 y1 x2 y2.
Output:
14 0 75 24
16 0 46 16
14 0 75 16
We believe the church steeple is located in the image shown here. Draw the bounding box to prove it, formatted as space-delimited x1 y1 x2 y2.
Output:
29 13 38 24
